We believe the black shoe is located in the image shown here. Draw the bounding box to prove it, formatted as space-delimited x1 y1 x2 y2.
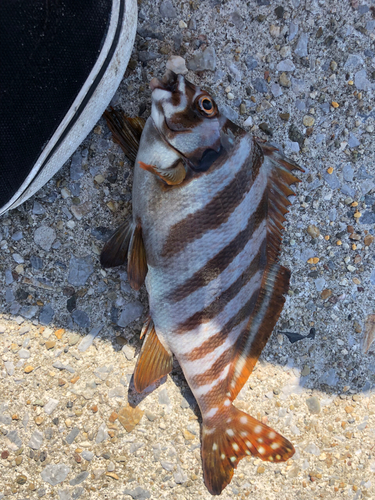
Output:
0 0 137 215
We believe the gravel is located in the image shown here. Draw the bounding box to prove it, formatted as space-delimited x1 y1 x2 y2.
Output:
44 398 59 415
67 256 94 287
65 427 80 445
28 430 44 450
123 487 151 500
117 302 144 327
39 304 55 325
71 310 90 328
69 472 89 487
41 464 70 486
33 226 56 251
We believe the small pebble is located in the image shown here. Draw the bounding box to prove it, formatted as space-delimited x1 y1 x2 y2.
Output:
28 431 44 450
39 304 55 325
159 0 177 18
117 302 144 327
122 487 151 499
253 78 268 93
307 225 320 238
68 256 94 287
243 116 253 127
279 72 291 87
33 201 45 215
294 33 309 57
306 396 321 414
34 226 56 251
117 405 144 433
166 55 188 75
12 253 24 264
187 46 216 72
276 60 295 72
303 115 315 127
69 471 89 486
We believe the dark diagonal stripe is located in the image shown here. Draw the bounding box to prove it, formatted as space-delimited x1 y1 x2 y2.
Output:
168 190 268 303
185 288 262 362
162 140 263 258
177 239 267 334
192 347 232 387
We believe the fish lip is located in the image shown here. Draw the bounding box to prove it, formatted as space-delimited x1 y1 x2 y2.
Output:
150 70 178 92
149 77 166 91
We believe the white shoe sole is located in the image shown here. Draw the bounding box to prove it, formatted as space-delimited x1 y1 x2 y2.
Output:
0 0 137 216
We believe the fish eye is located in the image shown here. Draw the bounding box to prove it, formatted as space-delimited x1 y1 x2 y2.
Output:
197 96 216 116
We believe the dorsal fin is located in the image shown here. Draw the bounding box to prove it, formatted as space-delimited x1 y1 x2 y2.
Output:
100 220 133 268
104 108 146 164
228 263 290 400
133 318 173 393
228 144 304 399
127 222 147 290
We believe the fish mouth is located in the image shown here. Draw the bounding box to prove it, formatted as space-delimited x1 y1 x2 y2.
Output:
149 70 178 92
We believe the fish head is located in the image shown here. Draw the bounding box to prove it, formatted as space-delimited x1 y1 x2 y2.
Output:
150 71 231 172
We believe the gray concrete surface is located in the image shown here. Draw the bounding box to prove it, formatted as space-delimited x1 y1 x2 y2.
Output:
1 0 375 498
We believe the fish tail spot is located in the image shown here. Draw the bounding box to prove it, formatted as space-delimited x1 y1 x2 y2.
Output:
201 405 295 495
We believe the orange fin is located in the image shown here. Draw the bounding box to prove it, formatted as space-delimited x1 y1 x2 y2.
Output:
202 405 294 495
127 223 147 290
133 319 173 393
228 263 290 400
138 160 186 185
104 109 145 164
100 220 133 268
227 144 303 399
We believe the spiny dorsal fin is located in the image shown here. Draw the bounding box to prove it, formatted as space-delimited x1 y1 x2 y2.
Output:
261 142 304 263
100 220 133 268
138 161 186 185
202 404 294 495
104 108 146 164
134 318 173 393
127 222 147 290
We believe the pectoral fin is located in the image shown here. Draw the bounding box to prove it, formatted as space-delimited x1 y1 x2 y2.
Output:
100 220 133 268
134 318 173 393
127 223 147 290
138 161 186 185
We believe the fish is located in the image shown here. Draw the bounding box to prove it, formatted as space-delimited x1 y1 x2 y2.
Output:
101 71 303 495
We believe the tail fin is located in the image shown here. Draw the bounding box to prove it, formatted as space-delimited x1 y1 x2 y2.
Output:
202 405 294 495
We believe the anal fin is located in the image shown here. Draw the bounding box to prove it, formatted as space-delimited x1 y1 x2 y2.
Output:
134 319 173 393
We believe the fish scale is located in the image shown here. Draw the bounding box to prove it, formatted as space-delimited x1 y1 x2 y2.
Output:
101 71 303 495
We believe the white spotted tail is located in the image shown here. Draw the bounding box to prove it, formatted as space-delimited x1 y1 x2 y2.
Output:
202 403 294 494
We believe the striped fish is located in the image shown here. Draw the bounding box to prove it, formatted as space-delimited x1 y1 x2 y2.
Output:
101 71 303 495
